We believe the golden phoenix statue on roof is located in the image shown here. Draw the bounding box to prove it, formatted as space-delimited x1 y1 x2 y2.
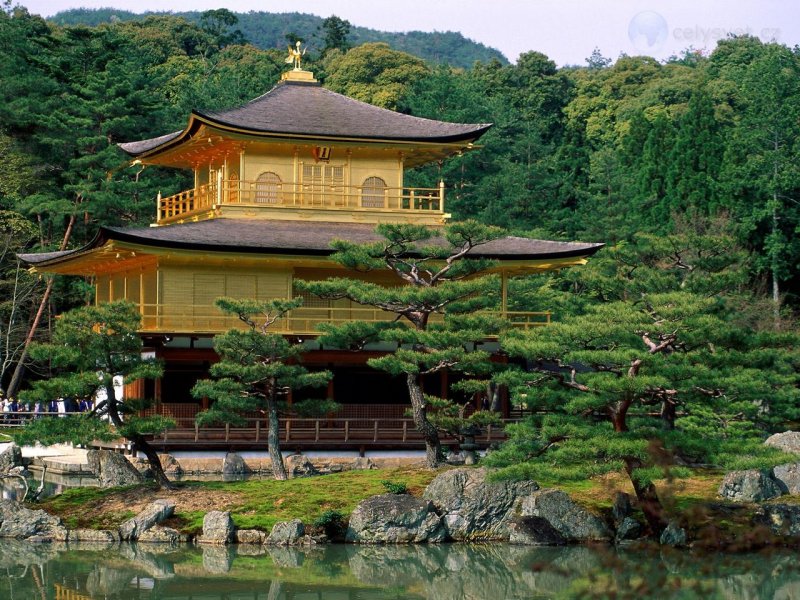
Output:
285 41 306 70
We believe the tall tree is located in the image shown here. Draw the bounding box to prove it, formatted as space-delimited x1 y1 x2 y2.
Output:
320 15 350 53
192 298 333 480
719 42 800 319
323 42 429 110
199 8 245 50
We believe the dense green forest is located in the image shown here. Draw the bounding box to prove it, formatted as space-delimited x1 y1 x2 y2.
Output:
0 3 798 404
49 8 508 68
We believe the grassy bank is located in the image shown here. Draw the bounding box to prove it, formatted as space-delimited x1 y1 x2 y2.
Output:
38 466 737 533
40 468 438 533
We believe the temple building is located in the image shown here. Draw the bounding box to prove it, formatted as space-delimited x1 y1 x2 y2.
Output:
21 64 602 449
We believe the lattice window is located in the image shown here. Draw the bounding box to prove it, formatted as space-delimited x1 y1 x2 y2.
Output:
255 171 282 204
361 176 387 208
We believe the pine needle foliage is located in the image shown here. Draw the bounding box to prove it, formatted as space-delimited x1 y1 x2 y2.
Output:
17 301 175 488
296 221 507 467
192 297 333 480
486 232 800 533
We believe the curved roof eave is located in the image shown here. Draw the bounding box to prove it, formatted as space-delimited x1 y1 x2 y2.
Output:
119 115 492 160
20 222 604 268
194 110 492 144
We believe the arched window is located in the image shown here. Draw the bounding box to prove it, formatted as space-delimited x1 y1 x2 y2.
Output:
255 171 282 204
361 176 387 208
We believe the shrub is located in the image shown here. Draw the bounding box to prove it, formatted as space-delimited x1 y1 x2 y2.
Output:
380 480 408 495
313 509 346 540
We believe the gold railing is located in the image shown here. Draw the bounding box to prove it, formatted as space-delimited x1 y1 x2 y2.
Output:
137 304 550 334
157 180 446 223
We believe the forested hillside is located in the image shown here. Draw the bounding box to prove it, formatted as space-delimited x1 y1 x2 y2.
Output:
49 8 508 68
0 5 798 397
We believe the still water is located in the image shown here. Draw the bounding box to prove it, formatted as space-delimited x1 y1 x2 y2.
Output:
0 540 798 600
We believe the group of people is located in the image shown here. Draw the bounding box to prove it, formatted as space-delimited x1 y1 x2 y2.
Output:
0 395 94 425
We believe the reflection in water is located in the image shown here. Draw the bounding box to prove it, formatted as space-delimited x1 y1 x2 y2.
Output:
0 540 798 599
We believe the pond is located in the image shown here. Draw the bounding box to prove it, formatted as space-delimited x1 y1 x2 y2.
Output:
0 540 798 599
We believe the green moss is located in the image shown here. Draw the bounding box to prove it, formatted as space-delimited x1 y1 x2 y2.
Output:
203 468 435 532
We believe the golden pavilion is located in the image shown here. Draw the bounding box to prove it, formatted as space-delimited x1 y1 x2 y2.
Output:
21 66 602 449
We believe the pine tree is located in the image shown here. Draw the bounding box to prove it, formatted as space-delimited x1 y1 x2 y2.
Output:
487 233 800 534
16 301 175 488
297 221 506 468
192 298 333 480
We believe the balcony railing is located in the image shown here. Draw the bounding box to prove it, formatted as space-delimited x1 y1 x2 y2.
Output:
136 304 550 335
157 180 446 223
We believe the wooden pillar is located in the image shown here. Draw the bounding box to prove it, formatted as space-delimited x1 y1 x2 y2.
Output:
501 270 508 316
326 378 335 401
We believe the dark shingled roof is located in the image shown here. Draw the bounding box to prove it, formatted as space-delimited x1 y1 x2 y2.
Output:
119 130 182 156
119 80 492 157
20 220 603 267
18 250 77 265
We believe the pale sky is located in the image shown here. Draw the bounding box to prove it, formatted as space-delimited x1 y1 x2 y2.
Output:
18 0 798 65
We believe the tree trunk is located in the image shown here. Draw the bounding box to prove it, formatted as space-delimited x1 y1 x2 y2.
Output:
129 432 175 490
660 398 676 430
407 372 441 468
623 457 667 536
610 396 632 433
103 380 174 490
771 195 781 326
7 213 77 398
487 381 501 412
267 397 287 480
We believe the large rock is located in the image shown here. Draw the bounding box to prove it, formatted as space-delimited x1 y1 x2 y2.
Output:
659 521 687 547
137 526 181 545
68 529 120 544
159 453 183 475
87 450 145 488
199 510 235 544
508 516 566 546
266 519 304 545
615 517 642 542
352 457 376 470
0 443 22 473
765 431 800 455
0 499 67 542
611 492 633 525
753 504 800 536
285 454 317 478
772 463 800 495
222 453 247 475
236 529 267 544
520 489 612 542
717 469 783 503
118 499 175 541
347 494 445 544
422 467 539 541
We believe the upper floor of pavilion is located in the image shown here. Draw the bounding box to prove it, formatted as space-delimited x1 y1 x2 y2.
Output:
119 68 491 227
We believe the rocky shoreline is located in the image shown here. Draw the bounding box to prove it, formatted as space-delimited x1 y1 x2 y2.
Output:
3 433 800 550
3 463 800 551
